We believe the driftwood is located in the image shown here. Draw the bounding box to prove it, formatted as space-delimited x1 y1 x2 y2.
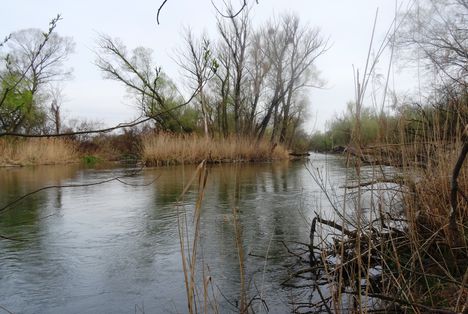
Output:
289 152 311 158
283 210 467 313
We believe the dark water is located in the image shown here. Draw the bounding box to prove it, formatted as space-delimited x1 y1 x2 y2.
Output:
0 154 397 313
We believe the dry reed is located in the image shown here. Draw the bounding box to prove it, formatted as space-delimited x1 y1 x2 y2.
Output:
142 133 289 166
292 122 467 313
285 9 468 309
0 138 78 166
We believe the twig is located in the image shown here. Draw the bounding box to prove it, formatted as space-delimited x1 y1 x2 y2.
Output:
281 240 310 264
312 215 356 238
343 291 457 314
0 305 15 314
0 168 146 214
156 0 169 24
211 0 248 19
0 234 25 242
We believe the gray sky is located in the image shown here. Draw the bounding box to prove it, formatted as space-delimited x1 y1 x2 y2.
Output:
2 0 415 132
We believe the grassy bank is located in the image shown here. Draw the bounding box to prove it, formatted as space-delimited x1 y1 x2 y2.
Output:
142 133 289 166
0 138 78 166
0 133 290 167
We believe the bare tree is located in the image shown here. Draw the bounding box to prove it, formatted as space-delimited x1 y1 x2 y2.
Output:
396 0 467 87
277 15 327 144
211 42 232 138
394 0 467 141
254 19 289 141
244 29 270 135
176 29 217 137
217 5 250 134
48 84 65 134
255 14 327 143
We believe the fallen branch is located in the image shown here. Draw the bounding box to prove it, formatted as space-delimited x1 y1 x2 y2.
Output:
343 291 458 314
341 177 404 189
449 125 468 242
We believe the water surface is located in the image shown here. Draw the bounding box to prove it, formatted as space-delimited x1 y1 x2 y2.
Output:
0 154 397 313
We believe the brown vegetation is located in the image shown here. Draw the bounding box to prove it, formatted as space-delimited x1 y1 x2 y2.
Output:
0 138 78 166
142 132 289 166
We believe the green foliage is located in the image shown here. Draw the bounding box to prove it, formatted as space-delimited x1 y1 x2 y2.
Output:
309 131 333 152
178 106 199 132
310 104 396 151
0 73 46 133
290 129 312 152
360 114 380 145
82 155 101 165
0 21 74 134
329 118 352 147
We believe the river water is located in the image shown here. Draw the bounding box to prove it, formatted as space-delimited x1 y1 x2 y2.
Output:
0 154 398 313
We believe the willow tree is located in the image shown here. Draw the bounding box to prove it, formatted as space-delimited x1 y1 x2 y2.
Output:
95 35 199 132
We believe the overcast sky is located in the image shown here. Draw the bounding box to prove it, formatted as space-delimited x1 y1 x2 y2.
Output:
2 0 416 132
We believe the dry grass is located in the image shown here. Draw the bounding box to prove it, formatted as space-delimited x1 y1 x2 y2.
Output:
0 138 78 166
404 141 468 234
142 133 290 166
297 133 467 313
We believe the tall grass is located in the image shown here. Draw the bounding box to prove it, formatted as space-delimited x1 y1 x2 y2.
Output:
0 138 78 166
296 111 467 313
142 133 289 166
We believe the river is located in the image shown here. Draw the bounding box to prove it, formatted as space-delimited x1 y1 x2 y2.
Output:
0 153 399 313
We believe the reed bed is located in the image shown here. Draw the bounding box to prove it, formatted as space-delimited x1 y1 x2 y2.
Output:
284 119 467 313
0 138 78 166
142 133 289 166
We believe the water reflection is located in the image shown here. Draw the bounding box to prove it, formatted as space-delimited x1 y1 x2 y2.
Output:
0 155 385 313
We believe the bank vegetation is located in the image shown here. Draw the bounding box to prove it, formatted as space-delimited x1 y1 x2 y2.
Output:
0 9 325 166
288 1 468 312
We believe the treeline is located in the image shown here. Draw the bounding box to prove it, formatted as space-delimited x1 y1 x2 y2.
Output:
96 9 327 147
310 87 467 152
1 9 327 150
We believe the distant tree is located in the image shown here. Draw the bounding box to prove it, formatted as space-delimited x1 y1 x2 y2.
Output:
48 84 65 134
0 15 75 133
211 40 232 138
175 29 217 137
396 0 467 87
217 5 250 134
255 14 327 143
96 35 198 132
204 11 327 144
396 0 467 139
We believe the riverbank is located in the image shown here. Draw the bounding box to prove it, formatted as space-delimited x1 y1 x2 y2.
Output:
0 138 78 166
0 133 290 167
142 133 289 166
287 136 468 312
